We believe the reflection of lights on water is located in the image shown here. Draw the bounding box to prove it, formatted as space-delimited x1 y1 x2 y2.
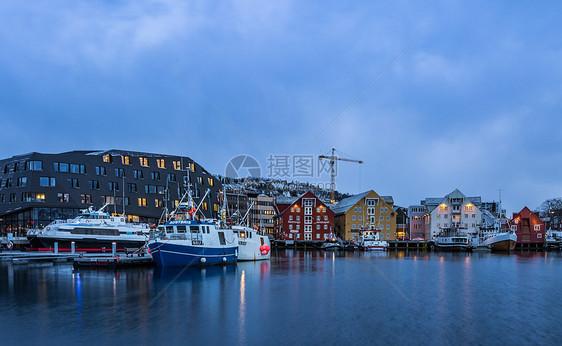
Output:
440 257 444 262
239 270 246 342
113 277 117 297
413 256 417 261
240 270 246 307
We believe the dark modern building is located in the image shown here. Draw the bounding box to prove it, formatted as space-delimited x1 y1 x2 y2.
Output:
0 150 222 236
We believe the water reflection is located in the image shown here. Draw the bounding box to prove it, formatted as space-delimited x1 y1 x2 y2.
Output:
1 251 562 345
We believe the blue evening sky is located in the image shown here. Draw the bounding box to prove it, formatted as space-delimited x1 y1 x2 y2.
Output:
1 1 561 214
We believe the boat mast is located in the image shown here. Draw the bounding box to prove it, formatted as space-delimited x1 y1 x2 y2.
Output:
122 175 126 217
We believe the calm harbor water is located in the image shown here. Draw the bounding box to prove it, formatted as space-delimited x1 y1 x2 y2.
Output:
1 250 561 345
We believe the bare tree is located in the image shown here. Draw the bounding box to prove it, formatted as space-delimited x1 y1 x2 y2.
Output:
539 198 562 230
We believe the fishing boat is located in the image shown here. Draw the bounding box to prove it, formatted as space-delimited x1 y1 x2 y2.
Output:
221 193 270 261
433 226 471 251
148 184 237 267
26 204 150 249
232 225 271 261
480 199 516 252
357 229 389 251
483 230 517 252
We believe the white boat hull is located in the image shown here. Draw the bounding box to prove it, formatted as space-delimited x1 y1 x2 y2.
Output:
360 240 389 251
483 232 517 252
231 226 271 261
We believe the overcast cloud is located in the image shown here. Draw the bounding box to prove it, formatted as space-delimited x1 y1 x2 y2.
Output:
1 0 561 214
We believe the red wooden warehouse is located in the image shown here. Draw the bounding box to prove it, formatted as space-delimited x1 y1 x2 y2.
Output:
509 206 545 250
274 191 334 241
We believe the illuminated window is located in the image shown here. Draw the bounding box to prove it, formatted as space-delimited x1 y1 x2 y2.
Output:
122 155 131 165
213 203 218 212
81 194 92 204
172 161 181 170
138 198 147 207
202 202 208 210
154 199 162 208
22 192 45 202
156 159 166 169
103 154 112 163
189 163 195 172
207 178 214 186
439 204 448 211
139 157 149 167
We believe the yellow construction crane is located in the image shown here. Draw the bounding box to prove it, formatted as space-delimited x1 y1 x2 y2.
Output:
319 147 363 204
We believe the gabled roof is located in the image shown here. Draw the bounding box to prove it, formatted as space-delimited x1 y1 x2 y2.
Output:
423 198 444 206
331 191 371 215
467 196 482 205
381 196 394 205
446 188 466 199
275 196 298 206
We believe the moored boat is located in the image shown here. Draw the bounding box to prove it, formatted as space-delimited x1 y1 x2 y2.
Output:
27 204 150 250
483 231 517 252
232 225 271 261
357 229 389 251
148 184 238 268
320 234 343 250
433 227 471 251
148 219 237 267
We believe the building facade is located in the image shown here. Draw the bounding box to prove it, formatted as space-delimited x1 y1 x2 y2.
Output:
509 206 545 247
417 189 483 239
394 206 409 239
332 190 397 241
274 191 334 241
408 205 428 240
0 150 221 236
248 193 276 235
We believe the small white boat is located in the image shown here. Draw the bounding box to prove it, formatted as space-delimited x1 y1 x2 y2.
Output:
357 230 389 251
320 237 343 250
232 225 271 261
320 232 343 250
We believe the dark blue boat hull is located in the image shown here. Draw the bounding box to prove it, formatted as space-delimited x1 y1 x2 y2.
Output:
148 242 237 267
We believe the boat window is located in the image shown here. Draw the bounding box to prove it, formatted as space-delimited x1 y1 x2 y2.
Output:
176 226 187 233
166 226 174 232
70 228 120 236
190 226 200 233
218 232 226 245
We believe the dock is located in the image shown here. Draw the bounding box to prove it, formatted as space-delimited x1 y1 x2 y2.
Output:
0 250 154 268
388 240 428 250
72 254 154 269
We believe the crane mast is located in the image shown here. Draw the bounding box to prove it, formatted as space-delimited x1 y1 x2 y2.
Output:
319 147 363 204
